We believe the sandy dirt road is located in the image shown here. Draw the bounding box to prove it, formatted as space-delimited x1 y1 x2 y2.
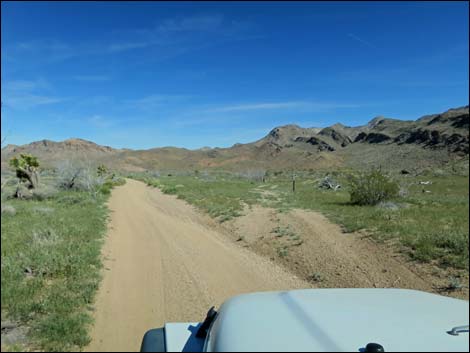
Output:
86 179 309 352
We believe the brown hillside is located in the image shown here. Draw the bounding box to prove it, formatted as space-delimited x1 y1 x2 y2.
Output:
1 106 468 173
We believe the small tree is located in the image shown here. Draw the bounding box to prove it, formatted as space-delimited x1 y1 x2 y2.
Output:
9 154 40 190
97 164 108 177
348 169 399 205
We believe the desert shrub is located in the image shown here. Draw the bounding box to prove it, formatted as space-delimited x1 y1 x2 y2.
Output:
348 169 399 205
111 176 126 186
56 160 84 190
75 168 105 198
161 185 178 194
32 184 59 201
145 179 160 188
236 169 266 182
99 181 114 195
1 204 16 216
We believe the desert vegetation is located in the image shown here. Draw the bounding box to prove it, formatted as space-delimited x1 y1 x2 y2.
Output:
130 165 469 271
1 156 125 351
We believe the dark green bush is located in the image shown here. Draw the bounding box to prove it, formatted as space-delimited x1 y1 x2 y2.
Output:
348 169 399 205
161 185 178 194
99 181 113 195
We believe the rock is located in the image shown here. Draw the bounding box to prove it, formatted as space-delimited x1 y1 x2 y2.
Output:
295 137 335 151
354 132 392 143
317 176 341 190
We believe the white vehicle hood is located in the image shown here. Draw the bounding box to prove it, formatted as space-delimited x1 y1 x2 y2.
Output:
203 288 469 352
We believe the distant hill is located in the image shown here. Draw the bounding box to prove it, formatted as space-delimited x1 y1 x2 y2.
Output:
2 106 468 173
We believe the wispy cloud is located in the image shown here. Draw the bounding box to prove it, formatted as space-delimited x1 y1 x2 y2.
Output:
2 78 63 109
207 101 360 113
171 100 362 127
73 75 111 82
13 39 76 63
125 94 192 110
87 115 114 128
4 14 259 70
347 33 375 48
3 78 51 91
157 14 224 33
107 41 157 53
105 14 255 58
5 94 63 109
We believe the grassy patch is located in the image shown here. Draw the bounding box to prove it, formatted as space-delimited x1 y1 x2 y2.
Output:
1 176 125 351
276 174 469 269
132 172 469 270
136 175 262 222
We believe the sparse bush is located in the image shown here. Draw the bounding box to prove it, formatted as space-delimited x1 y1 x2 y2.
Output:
317 175 341 191
309 272 323 282
146 179 161 188
277 246 289 257
398 185 409 198
79 168 105 198
446 276 463 291
432 169 446 177
1 204 16 216
237 169 266 182
348 169 399 205
32 184 59 201
56 160 84 190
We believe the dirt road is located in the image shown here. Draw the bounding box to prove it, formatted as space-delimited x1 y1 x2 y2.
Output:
86 179 467 352
86 179 309 352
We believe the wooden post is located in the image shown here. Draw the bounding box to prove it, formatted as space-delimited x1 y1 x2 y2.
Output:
292 172 296 192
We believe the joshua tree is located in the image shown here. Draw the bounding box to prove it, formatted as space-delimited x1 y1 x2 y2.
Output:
97 164 108 177
9 154 40 190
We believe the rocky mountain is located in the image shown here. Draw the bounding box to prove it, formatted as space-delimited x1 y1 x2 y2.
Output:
1 106 468 173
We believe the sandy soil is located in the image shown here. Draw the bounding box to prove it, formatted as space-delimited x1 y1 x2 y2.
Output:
225 205 468 299
85 179 308 352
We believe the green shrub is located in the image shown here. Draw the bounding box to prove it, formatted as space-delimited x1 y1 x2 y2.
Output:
161 185 178 194
99 181 113 195
348 169 399 205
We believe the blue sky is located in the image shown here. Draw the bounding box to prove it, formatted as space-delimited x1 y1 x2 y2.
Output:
1 1 468 149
